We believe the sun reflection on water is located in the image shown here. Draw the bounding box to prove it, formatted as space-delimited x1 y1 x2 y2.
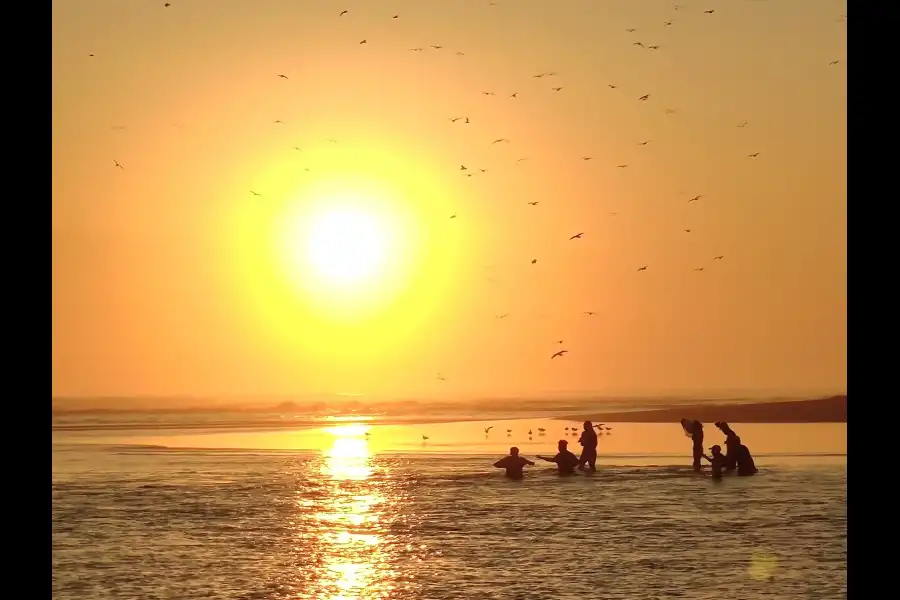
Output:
300 423 400 599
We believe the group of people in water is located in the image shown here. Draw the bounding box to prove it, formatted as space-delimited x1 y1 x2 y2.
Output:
493 419 757 479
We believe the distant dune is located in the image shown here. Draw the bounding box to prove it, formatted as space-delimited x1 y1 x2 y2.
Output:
560 395 846 424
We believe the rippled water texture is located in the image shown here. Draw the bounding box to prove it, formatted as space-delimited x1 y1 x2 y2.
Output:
53 442 846 600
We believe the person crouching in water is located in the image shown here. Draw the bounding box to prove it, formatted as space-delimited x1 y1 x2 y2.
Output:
715 421 741 471
702 445 728 479
577 421 598 472
537 440 581 475
735 442 758 476
493 447 534 480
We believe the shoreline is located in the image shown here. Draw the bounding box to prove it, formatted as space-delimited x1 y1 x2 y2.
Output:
557 395 846 424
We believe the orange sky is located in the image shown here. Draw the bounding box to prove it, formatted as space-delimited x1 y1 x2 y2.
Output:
52 0 846 399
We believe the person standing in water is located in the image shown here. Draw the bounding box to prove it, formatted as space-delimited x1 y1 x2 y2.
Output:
685 419 704 472
537 440 581 475
715 421 741 471
493 447 535 479
734 443 758 476
577 421 598 472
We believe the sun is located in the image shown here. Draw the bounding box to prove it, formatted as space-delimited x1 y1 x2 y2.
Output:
305 208 386 284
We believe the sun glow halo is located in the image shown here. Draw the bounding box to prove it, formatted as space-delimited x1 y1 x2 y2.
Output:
306 208 386 284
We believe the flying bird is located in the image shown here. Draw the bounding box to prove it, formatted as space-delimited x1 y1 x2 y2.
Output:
555 340 563 344
492 138 510 144
359 39 367 44
569 233 584 240
688 195 703 203
551 87 564 92
339 10 348 16
465 117 470 124
113 160 124 171
460 165 467 170
684 229 692 233
509 93 518 99
638 94 650 101
482 91 495 96
581 156 593 161
393 15 399 19
664 21 673 27
617 164 629 168
609 212 620 216
747 152 760 158
638 140 651 146
704 9 715 14
409 48 423 52
828 61 840 66
694 268 705 272
583 311 596 316
608 84 617 89
484 426 493 433
714 255 724 260
626 28 636 33
737 120 749 128
431 45 443 50
648 45 660 51
277 74 288 79
449 117 462 122
637 266 648 271
436 374 447 381
422 435 429 441
456 52 465 56
250 190 261 196
274 120 284 124
527 201 539 206
551 350 569 359
633 42 645 48
88 53 95 57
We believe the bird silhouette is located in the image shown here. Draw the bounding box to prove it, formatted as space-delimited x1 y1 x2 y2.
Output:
694 268 705 272
450 117 462 122
569 233 584 240
113 160 124 171
555 340 564 344
492 138 510 144
273 120 284 124
688 195 703 203
617 164 629 168
737 120 749 128
551 350 568 359
431 45 443 50
648 46 660 51
277 74 288 79
509 93 518 99
637 266 648 271
482 91 495 96
339 10 348 17
684 229 692 233
552 87 564 92
626 28 636 33
581 156 593 161
359 39 367 44
437 374 447 381
714 255 724 260
449 213 457 219
747 152 760 158
527 201 539 206
664 20 673 27
250 190 261 196
531 259 538 264
422 435 429 441
633 42 645 48
608 84 618 89
638 140 651 146
409 47 423 52
704 9 715 14
638 94 650 101
828 60 840 66
484 426 493 434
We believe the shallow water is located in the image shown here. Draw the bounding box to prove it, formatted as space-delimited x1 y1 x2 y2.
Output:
53 423 846 600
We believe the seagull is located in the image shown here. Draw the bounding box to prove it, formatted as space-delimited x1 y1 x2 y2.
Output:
528 430 533 435
113 160 124 170
465 117 470 124
164 2 170 6
664 20 673 27
638 140 651 146
648 45 660 51
293 146 302 152
617 164 629 168
250 190 262 196
460 165 467 170
339 10 348 17
608 84 618 89
704 9 715 14
638 94 650 101
747 152 760 158
714 255 724 260
437 374 447 381
551 87 564 92
665 108 677 115
694 268 705 272
569 232 584 240
456 52 465 56
509 93 518 99
555 340 564 344
626 28 636 33
737 120 749 128
449 213 457 219
484 426 494 433
538 427 546 433
492 138 510 144
482 91 495 96
581 156 593 161
531 259 538 264
274 120 284 124
409 48 423 52
688 195 703 203
551 350 568 359
684 229 692 233
507 429 513 434
637 266 648 271
828 60 840 66
496 313 509 319
393 15 399 19
450 117 462 122
527 201 539 206
583 311 596 316
359 39 367 44
633 42 645 48
277 74 288 79
422 435 429 441
88 53 95 57
431 45 443 50
533 72 557 78
609 212 620 216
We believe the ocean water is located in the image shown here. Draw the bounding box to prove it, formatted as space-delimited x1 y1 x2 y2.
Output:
52 418 846 600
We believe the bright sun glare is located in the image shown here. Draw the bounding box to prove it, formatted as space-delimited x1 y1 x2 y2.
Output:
306 208 386 283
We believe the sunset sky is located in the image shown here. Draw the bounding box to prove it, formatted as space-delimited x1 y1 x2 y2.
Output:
52 0 846 399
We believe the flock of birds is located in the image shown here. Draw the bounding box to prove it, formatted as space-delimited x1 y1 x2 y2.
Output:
94 3 845 383
416 423 612 443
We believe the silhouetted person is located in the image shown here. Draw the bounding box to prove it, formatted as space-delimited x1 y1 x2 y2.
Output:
537 440 580 474
494 446 534 479
577 421 598 472
735 443 758 476
685 419 704 472
702 445 727 479
715 421 741 471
